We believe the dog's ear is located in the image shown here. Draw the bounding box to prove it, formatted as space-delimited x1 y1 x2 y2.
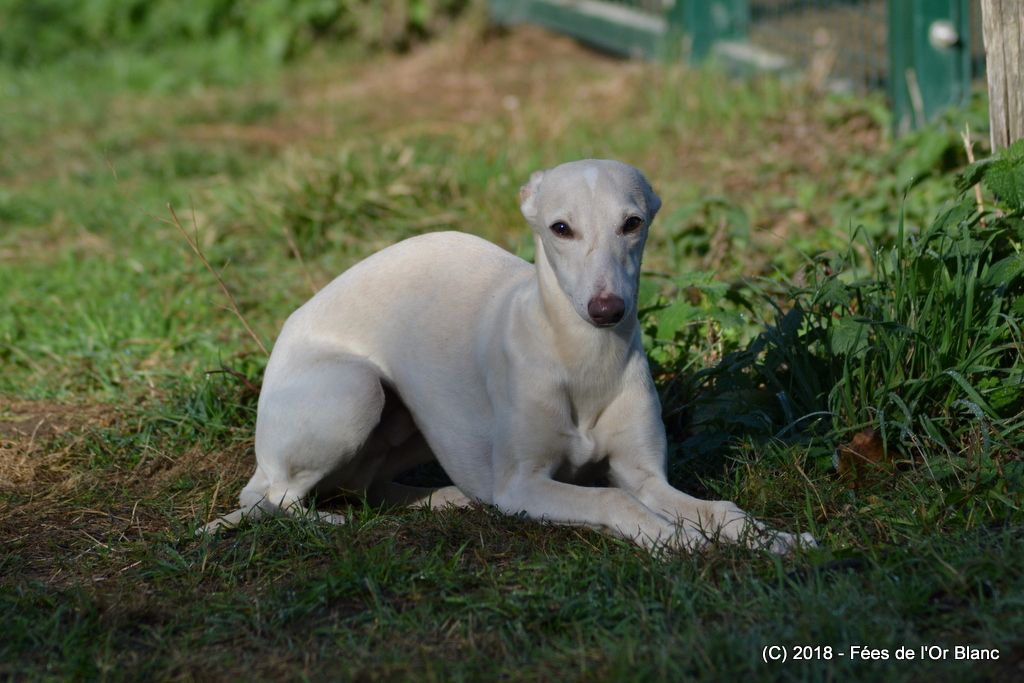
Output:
519 170 545 222
641 176 662 221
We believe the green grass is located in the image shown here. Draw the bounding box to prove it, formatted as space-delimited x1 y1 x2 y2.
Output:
5 512 1024 681
2 14 1023 682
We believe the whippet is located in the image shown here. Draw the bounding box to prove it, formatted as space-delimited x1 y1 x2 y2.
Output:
201 159 814 553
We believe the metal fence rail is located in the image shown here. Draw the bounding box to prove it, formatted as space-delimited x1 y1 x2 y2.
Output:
489 0 667 58
490 0 983 131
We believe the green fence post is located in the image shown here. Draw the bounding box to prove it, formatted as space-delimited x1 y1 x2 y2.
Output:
668 0 749 62
888 0 972 133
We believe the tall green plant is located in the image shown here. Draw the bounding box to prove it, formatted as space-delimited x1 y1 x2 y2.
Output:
670 140 1024 463
826 198 1023 456
825 140 1024 456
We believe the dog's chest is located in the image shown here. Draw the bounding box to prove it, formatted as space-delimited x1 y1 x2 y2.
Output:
549 371 626 482
559 383 618 468
567 428 600 466
554 428 609 486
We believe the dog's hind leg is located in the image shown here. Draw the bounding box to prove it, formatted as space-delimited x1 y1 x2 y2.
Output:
200 356 386 534
255 356 386 518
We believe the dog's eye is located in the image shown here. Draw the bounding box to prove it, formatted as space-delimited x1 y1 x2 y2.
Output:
549 221 574 238
621 216 644 234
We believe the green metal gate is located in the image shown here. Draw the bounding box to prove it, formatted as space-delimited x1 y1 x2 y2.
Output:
489 0 984 131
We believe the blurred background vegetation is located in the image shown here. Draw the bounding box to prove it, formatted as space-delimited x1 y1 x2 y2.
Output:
0 0 470 65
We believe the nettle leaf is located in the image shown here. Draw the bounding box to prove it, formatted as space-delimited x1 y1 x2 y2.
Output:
983 138 1024 212
829 315 870 357
1002 137 1024 162
653 299 702 340
815 276 851 308
980 373 1024 413
983 253 1024 287
956 158 994 194
709 307 745 330
984 165 1024 212
674 271 729 299
637 277 664 310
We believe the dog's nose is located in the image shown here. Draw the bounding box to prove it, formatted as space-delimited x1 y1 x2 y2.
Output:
587 293 625 327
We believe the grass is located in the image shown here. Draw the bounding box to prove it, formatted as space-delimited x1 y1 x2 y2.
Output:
2 11 1023 682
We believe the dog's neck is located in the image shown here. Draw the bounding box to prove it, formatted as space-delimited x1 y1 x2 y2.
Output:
530 242 637 371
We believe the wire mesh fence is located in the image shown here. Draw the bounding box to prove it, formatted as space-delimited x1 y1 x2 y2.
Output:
748 0 984 95
490 0 984 128
748 0 888 92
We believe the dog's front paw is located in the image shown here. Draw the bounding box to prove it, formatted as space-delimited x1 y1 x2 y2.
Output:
704 501 817 555
197 516 234 536
761 529 818 555
705 500 749 540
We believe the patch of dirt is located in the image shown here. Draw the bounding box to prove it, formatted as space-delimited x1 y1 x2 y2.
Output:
308 24 636 127
134 441 254 533
2 504 151 588
0 396 254 589
0 397 250 505
0 399 134 587
182 123 303 148
169 24 646 154
0 221 118 265
0 399 116 490
144 441 252 487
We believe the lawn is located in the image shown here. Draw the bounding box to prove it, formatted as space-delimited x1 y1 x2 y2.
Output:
1 6 1022 682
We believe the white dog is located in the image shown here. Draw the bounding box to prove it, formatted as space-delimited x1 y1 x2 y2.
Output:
202 159 814 553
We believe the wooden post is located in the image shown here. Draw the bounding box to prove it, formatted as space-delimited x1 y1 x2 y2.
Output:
981 0 1024 150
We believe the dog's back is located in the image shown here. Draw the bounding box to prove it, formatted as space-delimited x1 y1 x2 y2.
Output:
275 231 530 371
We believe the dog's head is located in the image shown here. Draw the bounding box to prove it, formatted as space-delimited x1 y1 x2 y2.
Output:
519 159 661 329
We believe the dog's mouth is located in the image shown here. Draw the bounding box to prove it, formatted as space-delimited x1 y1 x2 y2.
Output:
585 311 629 329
